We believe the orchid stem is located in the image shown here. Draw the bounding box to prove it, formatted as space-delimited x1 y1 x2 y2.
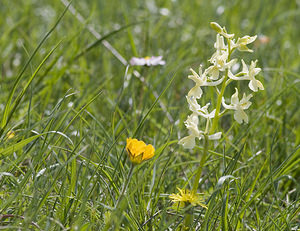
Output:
210 39 232 134
192 135 209 193
210 73 227 133
184 136 208 230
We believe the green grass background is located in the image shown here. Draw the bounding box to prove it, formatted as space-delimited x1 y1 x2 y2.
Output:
0 0 299 230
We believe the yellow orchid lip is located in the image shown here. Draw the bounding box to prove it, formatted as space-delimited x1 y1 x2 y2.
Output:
126 138 155 164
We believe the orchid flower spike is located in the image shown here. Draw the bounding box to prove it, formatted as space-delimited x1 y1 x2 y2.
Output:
179 22 262 150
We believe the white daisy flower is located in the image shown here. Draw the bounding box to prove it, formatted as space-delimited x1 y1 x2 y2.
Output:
129 56 166 66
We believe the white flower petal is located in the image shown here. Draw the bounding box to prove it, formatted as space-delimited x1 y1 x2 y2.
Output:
241 59 248 74
237 35 257 52
187 96 200 112
178 135 196 149
228 70 239 80
184 114 200 137
149 56 166 65
207 109 216 119
130 57 146 66
130 56 166 66
231 88 239 105
221 31 234 39
256 80 264 90
254 67 261 76
249 80 258 92
206 66 220 80
234 109 248 124
215 34 226 51
240 93 253 109
205 75 225 86
188 86 203 99
225 59 237 69
222 97 234 110
208 132 222 140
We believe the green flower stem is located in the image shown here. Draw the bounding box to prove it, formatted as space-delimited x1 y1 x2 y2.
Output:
182 210 193 231
210 71 228 133
115 163 135 208
192 135 209 193
103 164 135 231
186 136 208 231
210 39 232 134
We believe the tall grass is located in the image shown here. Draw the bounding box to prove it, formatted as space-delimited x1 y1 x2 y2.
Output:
0 0 299 230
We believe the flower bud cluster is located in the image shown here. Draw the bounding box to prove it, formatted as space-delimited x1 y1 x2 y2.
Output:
179 22 264 149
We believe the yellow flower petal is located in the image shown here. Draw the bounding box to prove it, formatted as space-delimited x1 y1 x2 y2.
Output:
169 187 207 209
143 144 155 160
126 138 155 164
7 131 15 139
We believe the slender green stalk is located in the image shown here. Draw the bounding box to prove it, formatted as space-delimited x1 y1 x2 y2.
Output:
103 164 135 231
210 73 228 133
210 40 232 134
182 136 208 230
182 210 193 231
192 135 209 193
115 163 135 208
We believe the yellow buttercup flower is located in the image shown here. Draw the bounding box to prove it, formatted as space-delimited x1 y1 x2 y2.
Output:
126 138 155 164
169 187 207 209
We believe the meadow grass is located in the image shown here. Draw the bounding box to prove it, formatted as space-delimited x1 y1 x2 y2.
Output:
0 0 299 230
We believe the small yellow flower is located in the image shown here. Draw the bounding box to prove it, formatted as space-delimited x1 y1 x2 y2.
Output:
7 131 15 139
169 187 207 209
126 138 155 164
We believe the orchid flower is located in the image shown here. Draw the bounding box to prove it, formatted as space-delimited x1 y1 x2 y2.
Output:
207 40 237 80
178 114 200 149
222 88 253 124
236 35 257 52
228 60 263 92
206 57 236 80
188 66 224 98
178 112 221 149
186 96 216 119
